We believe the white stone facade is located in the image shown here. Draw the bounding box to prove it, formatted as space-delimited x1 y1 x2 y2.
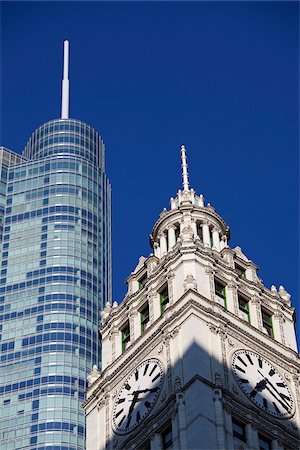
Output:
84 146 299 450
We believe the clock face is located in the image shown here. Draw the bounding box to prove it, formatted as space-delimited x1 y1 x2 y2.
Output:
232 350 294 418
112 358 164 434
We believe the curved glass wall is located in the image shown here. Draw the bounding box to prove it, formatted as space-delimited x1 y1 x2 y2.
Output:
0 120 111 450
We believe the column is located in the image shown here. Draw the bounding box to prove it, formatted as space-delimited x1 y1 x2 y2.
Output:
202 221 211 248
212 228 220 252
150 433 161 450
246 422 258 450
177 394 188 449
225 282 237 314
191 219 197 238
272 311 285 344
249 296 260 329
159 233 167 256
168 225 176 250
220 235 226 251
224 409 234 449
213 389 226 449
151 293 161 322
154 242 160 258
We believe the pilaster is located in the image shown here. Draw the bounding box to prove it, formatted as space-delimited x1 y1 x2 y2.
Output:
249 295 260 329
212 227 220 252
226 281 238 315
159 233 167 257
168 225 176 250
202 221 211 248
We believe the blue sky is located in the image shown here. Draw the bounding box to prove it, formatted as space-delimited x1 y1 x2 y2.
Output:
1 2 299 332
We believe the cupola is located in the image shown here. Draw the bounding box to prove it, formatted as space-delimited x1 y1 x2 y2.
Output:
150 145 230 258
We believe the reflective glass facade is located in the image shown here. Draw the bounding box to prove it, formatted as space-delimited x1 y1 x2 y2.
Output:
0 119 111 450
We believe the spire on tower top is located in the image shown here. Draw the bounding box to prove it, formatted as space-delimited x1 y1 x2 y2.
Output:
181 145 190 191
61 40 70 119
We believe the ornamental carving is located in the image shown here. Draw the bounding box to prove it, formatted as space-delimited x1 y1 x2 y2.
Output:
174 376 182 393
184 273 198 292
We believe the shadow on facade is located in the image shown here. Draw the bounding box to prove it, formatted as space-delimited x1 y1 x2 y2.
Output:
87 337 299 450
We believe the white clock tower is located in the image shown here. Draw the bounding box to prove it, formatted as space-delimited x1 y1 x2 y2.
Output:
84 146 299 450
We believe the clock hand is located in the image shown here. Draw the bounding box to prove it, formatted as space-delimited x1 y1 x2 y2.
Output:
130 387 159 395
126 392 139 429
264 385 289 412
250 378 267 398
257 370 290 405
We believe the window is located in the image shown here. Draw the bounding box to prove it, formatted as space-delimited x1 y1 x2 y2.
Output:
138 273 147 289
261 309 274 338
232 418 246 442
215 280 226 308
140 303 150 333
235 263 246 279
161 423 172 449
238 294 250 323
121 322 130 353
258 433 272 450
196 223 203 241
261 308 274 338
160 285 169 315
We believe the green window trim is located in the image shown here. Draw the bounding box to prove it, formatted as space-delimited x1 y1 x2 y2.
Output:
140 304 150 333
215 281 227 309
238 296 250 323
121 325 130 353
261 309 274 338
160 287 169 315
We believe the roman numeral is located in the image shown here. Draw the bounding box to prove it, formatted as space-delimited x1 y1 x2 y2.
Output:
149 364 157 377
126 416 132 429
152 373 160 383
273 402 280 414
276 382 285 387
237 356 247 367
250 390 257 398
117 398 125 404
124 383 131 391
144 400 151 408
115 409 123 418
143 364 149 376
239 378 249 384
118 415 126 427
246 354 253 365
279 393 290 403
135 370 139 381
258 358 263 369
268 369 275 377
263 398 268 410
136 411 141 422
235 365 246 374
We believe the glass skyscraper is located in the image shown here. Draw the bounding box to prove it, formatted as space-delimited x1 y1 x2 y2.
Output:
0 44 112 450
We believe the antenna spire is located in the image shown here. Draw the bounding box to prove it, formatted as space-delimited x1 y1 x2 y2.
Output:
61 40 70 119
180 145 190 191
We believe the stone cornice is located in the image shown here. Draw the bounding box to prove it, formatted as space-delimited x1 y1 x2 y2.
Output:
86 290 299 407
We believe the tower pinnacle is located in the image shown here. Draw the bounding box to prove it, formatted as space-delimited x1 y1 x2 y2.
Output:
61 40 70 119
181 145 190 191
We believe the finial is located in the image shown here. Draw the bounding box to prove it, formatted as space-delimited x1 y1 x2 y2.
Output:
180 145 189 191
61 40 70 119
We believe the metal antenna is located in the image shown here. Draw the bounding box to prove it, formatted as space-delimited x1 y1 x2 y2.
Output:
61 40 70 119
180 145 190 191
